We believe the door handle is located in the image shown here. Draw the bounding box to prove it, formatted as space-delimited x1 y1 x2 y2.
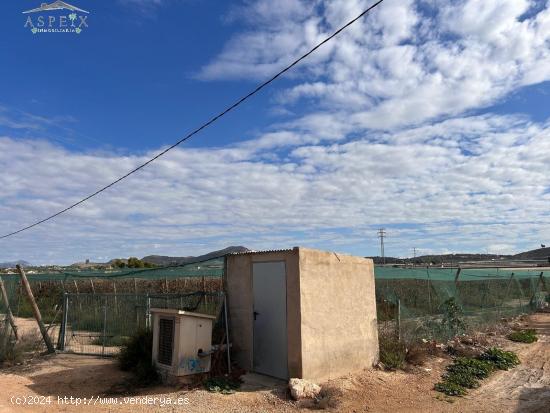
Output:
253 311 259 320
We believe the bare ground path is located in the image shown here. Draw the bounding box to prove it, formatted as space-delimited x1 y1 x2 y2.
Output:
459 312 550 413
0 313 549 413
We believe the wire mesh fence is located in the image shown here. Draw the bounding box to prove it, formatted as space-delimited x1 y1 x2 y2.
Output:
60 292 226 356
2 263 549 361
0 261 225 361
1 258 224 281
376 267 549 343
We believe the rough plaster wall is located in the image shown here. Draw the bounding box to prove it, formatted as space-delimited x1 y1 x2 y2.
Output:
298 248 379 381
283 250 302 378
226 254 254 371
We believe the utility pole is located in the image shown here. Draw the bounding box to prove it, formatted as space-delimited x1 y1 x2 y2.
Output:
377 228 386 265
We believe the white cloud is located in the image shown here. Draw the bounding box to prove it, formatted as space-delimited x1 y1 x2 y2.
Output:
1 112 550 264
2 0 550 264
199 0 550 130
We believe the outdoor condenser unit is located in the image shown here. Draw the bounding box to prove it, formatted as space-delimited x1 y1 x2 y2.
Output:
151 308 216 377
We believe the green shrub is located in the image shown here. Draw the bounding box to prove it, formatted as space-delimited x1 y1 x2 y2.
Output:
440 298 467 338
117 329 158 385
378 333 406 370
441 358 493 390
447 358 494 379
507 329 538 344
434 381 467 396
435 349 520 397
443 369 480 389
479 348 520 370
418 298 468 341
204 377 241 394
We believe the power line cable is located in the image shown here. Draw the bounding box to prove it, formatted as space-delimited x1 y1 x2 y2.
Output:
0 0 385 240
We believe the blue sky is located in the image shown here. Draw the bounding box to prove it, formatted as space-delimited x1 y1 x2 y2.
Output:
1 0 277 151
1 0 550 264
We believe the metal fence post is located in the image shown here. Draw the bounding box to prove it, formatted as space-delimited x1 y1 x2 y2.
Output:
529 272 544 309
146 294 151 329
454 267 462 285
517 277 525 311
112 282 118 315
426 267 432 313
223 294 231 374
396 298 401 341
500 273 515 318
101 298 107 357
57 293 68 351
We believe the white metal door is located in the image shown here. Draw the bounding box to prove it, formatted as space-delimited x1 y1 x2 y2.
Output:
252 261 288 379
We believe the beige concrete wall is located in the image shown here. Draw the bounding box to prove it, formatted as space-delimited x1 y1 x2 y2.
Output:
298 248 378 381
225 254 254 371
225 247 379 382
225 249 302 378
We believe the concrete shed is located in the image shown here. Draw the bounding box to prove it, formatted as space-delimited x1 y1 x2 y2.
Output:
225 247 378 382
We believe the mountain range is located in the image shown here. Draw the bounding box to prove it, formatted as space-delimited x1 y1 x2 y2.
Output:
142 246 249 266
67 246 550 269
369 247 550 265
0 260 30 269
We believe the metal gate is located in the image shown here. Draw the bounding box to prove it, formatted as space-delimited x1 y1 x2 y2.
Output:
59 293 147 356
58 292 225 356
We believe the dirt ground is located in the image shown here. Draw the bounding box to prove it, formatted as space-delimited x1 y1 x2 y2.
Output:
0 313 548 413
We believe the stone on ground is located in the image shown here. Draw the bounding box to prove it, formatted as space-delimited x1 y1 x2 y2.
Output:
289 378 321 400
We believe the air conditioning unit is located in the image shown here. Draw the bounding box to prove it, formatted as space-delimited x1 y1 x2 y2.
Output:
151 308 216 378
